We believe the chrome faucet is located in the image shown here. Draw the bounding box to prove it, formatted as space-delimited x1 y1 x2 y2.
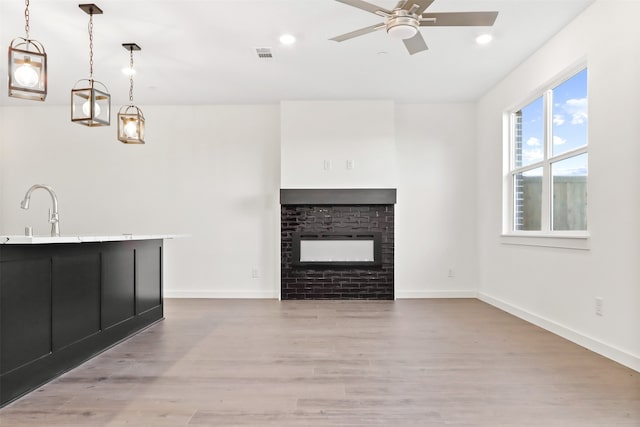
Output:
20 184 60 237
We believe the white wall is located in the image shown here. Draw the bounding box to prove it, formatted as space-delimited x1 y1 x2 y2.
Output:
1 101 479 301
395 104 478 298
279 100 479 298
0 105 281 298
476 0 640 371
280 101 396 188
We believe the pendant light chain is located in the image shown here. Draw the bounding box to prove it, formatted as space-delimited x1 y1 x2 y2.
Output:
24 0 30 40
88 12 94 78
129 48 134 104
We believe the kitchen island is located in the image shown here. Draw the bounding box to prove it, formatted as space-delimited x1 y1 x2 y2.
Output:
0 235 173 406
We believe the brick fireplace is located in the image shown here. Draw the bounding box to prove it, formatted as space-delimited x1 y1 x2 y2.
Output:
280 189 396 300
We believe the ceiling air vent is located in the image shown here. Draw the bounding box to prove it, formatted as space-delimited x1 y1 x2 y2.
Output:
255 47 273 59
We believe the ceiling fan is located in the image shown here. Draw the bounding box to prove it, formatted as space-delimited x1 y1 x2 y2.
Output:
330 0 499 55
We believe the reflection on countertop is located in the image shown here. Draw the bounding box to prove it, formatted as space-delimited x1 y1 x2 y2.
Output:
0 234 186 244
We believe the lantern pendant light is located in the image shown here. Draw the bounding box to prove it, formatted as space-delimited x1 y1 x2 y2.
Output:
8 0 47 101
117 44 145 144
71 3 110 127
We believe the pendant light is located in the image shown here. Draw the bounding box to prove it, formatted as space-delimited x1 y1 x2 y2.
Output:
71 3 110 127
117 43 145 144
8 0 47 101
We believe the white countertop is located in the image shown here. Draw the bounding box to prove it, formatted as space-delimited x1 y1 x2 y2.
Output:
0 234 184 244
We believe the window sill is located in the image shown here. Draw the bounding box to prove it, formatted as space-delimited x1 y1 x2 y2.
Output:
500 233 590 250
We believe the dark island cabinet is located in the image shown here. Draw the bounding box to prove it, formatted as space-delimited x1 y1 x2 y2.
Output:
0 239 163 406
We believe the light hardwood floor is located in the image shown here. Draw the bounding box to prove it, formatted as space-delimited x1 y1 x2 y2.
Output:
1 298 638 426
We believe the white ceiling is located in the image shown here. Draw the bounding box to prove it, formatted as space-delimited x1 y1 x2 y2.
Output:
0 0 594 106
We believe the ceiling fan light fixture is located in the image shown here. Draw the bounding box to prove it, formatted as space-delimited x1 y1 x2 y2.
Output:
387 24 418 39
330 1 499 55
386 14 419 40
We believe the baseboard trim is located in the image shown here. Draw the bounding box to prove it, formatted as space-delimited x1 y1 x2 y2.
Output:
478 292 640 373
395 290 478 299
164 290 278 299
166 290 478 299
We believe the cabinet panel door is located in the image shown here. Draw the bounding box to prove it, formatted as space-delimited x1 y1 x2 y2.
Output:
0 258 51 374
102 245 135 329
52 252 101 350
136 242 161 314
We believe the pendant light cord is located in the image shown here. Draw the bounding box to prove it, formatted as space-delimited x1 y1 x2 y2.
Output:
129 48 134 104
88 12 94 79
24 0 30 40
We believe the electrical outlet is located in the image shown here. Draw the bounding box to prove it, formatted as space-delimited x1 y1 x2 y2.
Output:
448 269 455 278
251 268 259 278
323 160 331 170
346 159 355 170
595 297 603 316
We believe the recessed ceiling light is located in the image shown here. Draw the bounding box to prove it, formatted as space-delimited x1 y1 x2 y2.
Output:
122 67 136 76
475 34 493 45
279 34 296 45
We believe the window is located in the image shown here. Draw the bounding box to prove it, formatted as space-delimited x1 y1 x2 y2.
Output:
507 68 588 235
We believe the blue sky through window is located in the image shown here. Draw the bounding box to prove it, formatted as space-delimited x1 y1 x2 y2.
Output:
520 96 544 167
552 69 588 176
519 69 588 176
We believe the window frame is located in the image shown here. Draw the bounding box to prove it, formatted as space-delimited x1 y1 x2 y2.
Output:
502 63 590 249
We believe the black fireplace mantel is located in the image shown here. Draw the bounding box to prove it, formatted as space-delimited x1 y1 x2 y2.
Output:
280 188 396 205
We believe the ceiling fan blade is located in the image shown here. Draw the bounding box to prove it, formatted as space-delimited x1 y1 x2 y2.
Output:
330 23 386 42
395 0 407 9
401 0 435 15
420 11 499 26
334 0 392 16
403 32 428 55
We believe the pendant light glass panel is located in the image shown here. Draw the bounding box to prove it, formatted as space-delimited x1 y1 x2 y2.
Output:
8 0 47 101
9 39 47 100
71 79 110 126
117 105 145 144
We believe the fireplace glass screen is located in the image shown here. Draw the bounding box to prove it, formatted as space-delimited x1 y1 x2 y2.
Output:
292 232 382 267
301 240 374 262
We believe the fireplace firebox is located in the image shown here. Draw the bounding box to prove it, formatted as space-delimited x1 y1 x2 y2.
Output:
293 232 382 267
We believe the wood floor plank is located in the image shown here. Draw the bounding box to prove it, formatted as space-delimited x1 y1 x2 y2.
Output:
1 298 638 426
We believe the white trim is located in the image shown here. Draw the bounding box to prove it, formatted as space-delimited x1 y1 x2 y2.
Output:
164 290 278 299
501 233 590 250
167 290 478 299
504 62 589 236
478 292 640 373
505 58 588 113
395 290 478 299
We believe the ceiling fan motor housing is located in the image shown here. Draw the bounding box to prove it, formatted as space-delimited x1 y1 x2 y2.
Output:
386 10 419 39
